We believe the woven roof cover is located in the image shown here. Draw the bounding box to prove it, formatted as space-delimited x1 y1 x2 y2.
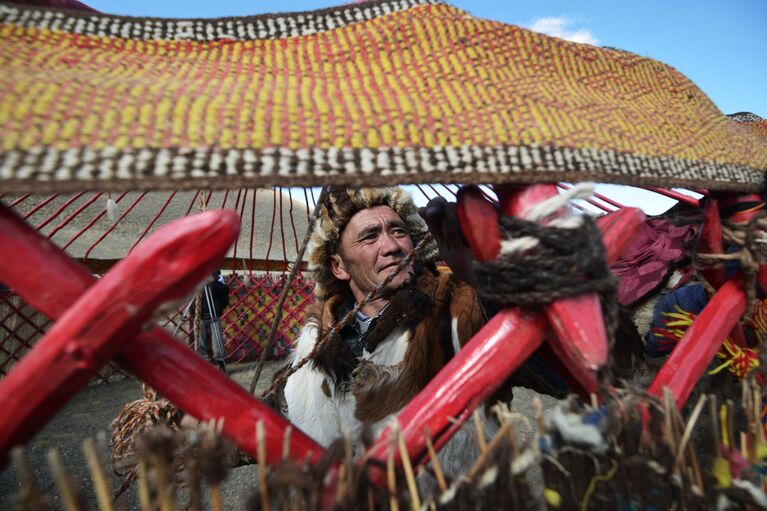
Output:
1 0 766 194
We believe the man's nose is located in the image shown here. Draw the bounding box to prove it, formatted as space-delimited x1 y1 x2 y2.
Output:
379 232 403 256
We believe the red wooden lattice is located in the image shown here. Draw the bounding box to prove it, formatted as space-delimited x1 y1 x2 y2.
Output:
0 183 763 502
0 290 130 383
0 204 324 466
0 274 316 378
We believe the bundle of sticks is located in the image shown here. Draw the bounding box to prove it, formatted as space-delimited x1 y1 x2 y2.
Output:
9 385 767 510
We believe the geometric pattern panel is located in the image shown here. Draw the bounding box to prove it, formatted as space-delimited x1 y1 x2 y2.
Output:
222 273 314 363
1 0 765 194
0 273 315 383
148 273 315 364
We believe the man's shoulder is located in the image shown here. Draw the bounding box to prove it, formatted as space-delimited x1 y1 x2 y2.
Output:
419 268 479 302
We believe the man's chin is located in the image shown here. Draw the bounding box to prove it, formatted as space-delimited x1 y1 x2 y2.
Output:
380 271 414 294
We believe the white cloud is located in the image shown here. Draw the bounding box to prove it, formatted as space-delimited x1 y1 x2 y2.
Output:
527 17 599 45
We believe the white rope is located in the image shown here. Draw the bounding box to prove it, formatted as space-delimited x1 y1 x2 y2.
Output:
500 183 596 256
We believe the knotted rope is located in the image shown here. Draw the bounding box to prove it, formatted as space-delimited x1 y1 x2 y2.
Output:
696 213 767 322
473 184 618 345
248 187 329 394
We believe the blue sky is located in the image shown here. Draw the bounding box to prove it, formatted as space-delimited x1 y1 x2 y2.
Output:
85 0 766 118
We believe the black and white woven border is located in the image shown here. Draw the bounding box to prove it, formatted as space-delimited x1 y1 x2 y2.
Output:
0 0 438 41
728 112 764 123
1 144 762 194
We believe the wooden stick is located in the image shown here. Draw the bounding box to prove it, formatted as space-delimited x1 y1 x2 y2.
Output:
466 421 513 480
282 425 292 461
674 394 706 468
424 427 447 493
83 438 115 511
12 447 47 511
687 440 705 494
709 395 722 458
662 389 679 454
387 432 399 511
335 465 347 504
257 420 271 511
398 428 422 511
492 404 520 458
741 431 748 458
211 486 223 511
47 449 82 511
146 440 176 511
137 460 152 511
185 455 202 511
472 409 488 453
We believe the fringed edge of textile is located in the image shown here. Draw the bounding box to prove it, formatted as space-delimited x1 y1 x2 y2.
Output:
1 144 764 194
0 0 439 41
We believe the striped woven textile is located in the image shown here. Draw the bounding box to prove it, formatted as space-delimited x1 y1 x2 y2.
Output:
1 0 766 193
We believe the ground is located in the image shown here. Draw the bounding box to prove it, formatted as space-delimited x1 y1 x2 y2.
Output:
0 361 555 509
0 362 282 509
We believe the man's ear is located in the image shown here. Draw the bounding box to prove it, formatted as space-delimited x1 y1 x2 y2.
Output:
329 254 351 282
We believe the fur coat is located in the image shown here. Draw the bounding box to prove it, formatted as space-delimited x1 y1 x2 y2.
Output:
284 269 486 447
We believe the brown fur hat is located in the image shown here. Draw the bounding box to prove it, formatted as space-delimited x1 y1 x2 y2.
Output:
308 187 439 299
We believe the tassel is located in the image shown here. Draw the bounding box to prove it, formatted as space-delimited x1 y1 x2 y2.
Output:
106 196 119 222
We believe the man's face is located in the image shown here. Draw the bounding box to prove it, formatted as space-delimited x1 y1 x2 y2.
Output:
330 205 415 302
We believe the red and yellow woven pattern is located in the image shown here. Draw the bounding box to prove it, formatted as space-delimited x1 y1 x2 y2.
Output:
1 0 766 193
729 114 767 145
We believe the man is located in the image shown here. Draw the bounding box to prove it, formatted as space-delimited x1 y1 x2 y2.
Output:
283 187 487 447
198 269 230 371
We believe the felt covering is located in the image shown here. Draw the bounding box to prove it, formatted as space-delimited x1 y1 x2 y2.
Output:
0 0 766 193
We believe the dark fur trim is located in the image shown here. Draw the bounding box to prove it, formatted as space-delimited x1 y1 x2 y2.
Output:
353 271 486 423
321 379 332 398
363 284 432 353
309 295 358 391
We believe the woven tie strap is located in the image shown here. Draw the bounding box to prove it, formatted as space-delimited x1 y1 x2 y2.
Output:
474 215 616 309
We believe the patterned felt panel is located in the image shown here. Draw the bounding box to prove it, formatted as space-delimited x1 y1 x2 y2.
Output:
1 0 766 193
729 113 767 145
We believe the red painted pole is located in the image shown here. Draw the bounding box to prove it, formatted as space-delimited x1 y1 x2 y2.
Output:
647 277 746 408
698 199 727 290
0 209 239 461
643 187 701 207
364 187 643 479
0 205 323 465
365 309 547 475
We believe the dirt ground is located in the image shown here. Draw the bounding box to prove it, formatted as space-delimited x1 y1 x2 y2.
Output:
0 362 285 509
0 362 555 510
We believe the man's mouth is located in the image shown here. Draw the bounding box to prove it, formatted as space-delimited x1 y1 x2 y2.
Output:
379 261 402 272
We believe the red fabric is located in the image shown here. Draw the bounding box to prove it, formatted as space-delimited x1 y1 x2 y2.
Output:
610 217 698 306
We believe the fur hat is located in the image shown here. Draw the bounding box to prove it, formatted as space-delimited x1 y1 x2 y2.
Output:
307 187 439 299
